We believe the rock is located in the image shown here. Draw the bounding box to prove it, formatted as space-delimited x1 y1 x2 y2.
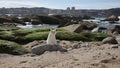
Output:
63 24 83 33
20 60 28 64
72 43 88 49
81 21 97 30
90 63 99 66
111 45 118 48
111 56 117 60
31 44 67 55
100 59 110 63
102 37 118 44
91 27 99 32
24 40 46 50
62 21 97 33
72 43 81 49
113 31 119 36
107 15 119 21
80 43 88 47
107 25 120 35
24 41 39 48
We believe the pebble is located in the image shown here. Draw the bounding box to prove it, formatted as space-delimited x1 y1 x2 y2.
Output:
20 60 27 64
111 45 118 48
100 59 110 63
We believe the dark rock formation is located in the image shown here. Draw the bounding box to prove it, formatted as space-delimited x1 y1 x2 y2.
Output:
31 44 67 55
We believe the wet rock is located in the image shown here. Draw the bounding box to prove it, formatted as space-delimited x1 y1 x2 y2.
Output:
31 44 67 55
102 37 118 44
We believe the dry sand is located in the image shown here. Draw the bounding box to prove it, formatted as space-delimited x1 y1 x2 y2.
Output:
0 41 120 68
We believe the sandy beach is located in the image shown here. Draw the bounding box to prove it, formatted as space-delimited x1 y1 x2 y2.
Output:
0 41 120 68
0 1 120 68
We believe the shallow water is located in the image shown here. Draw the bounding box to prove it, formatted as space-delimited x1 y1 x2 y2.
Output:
17 24 58 29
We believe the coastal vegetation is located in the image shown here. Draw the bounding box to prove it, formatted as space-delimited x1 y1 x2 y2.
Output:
0 25 110 55
0 27 109 44
0 40 28 55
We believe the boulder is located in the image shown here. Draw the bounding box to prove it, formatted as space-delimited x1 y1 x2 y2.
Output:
102 37 118 44
31 44 67 55
103 15 119 22
62 21 97 33
81 21 97 30
107 25 120 35
63 24 83 33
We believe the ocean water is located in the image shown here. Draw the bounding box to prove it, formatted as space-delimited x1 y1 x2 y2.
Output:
83 17 120 29
17 17 120 29
83 17 120 33
17 24 59 29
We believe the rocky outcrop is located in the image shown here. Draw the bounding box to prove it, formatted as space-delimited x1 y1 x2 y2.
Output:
102 37 118 44
81 21 97 30
31 44 67 55
63 24 83 33
103 15 119 22
62 22 97 33
107 25 120 35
